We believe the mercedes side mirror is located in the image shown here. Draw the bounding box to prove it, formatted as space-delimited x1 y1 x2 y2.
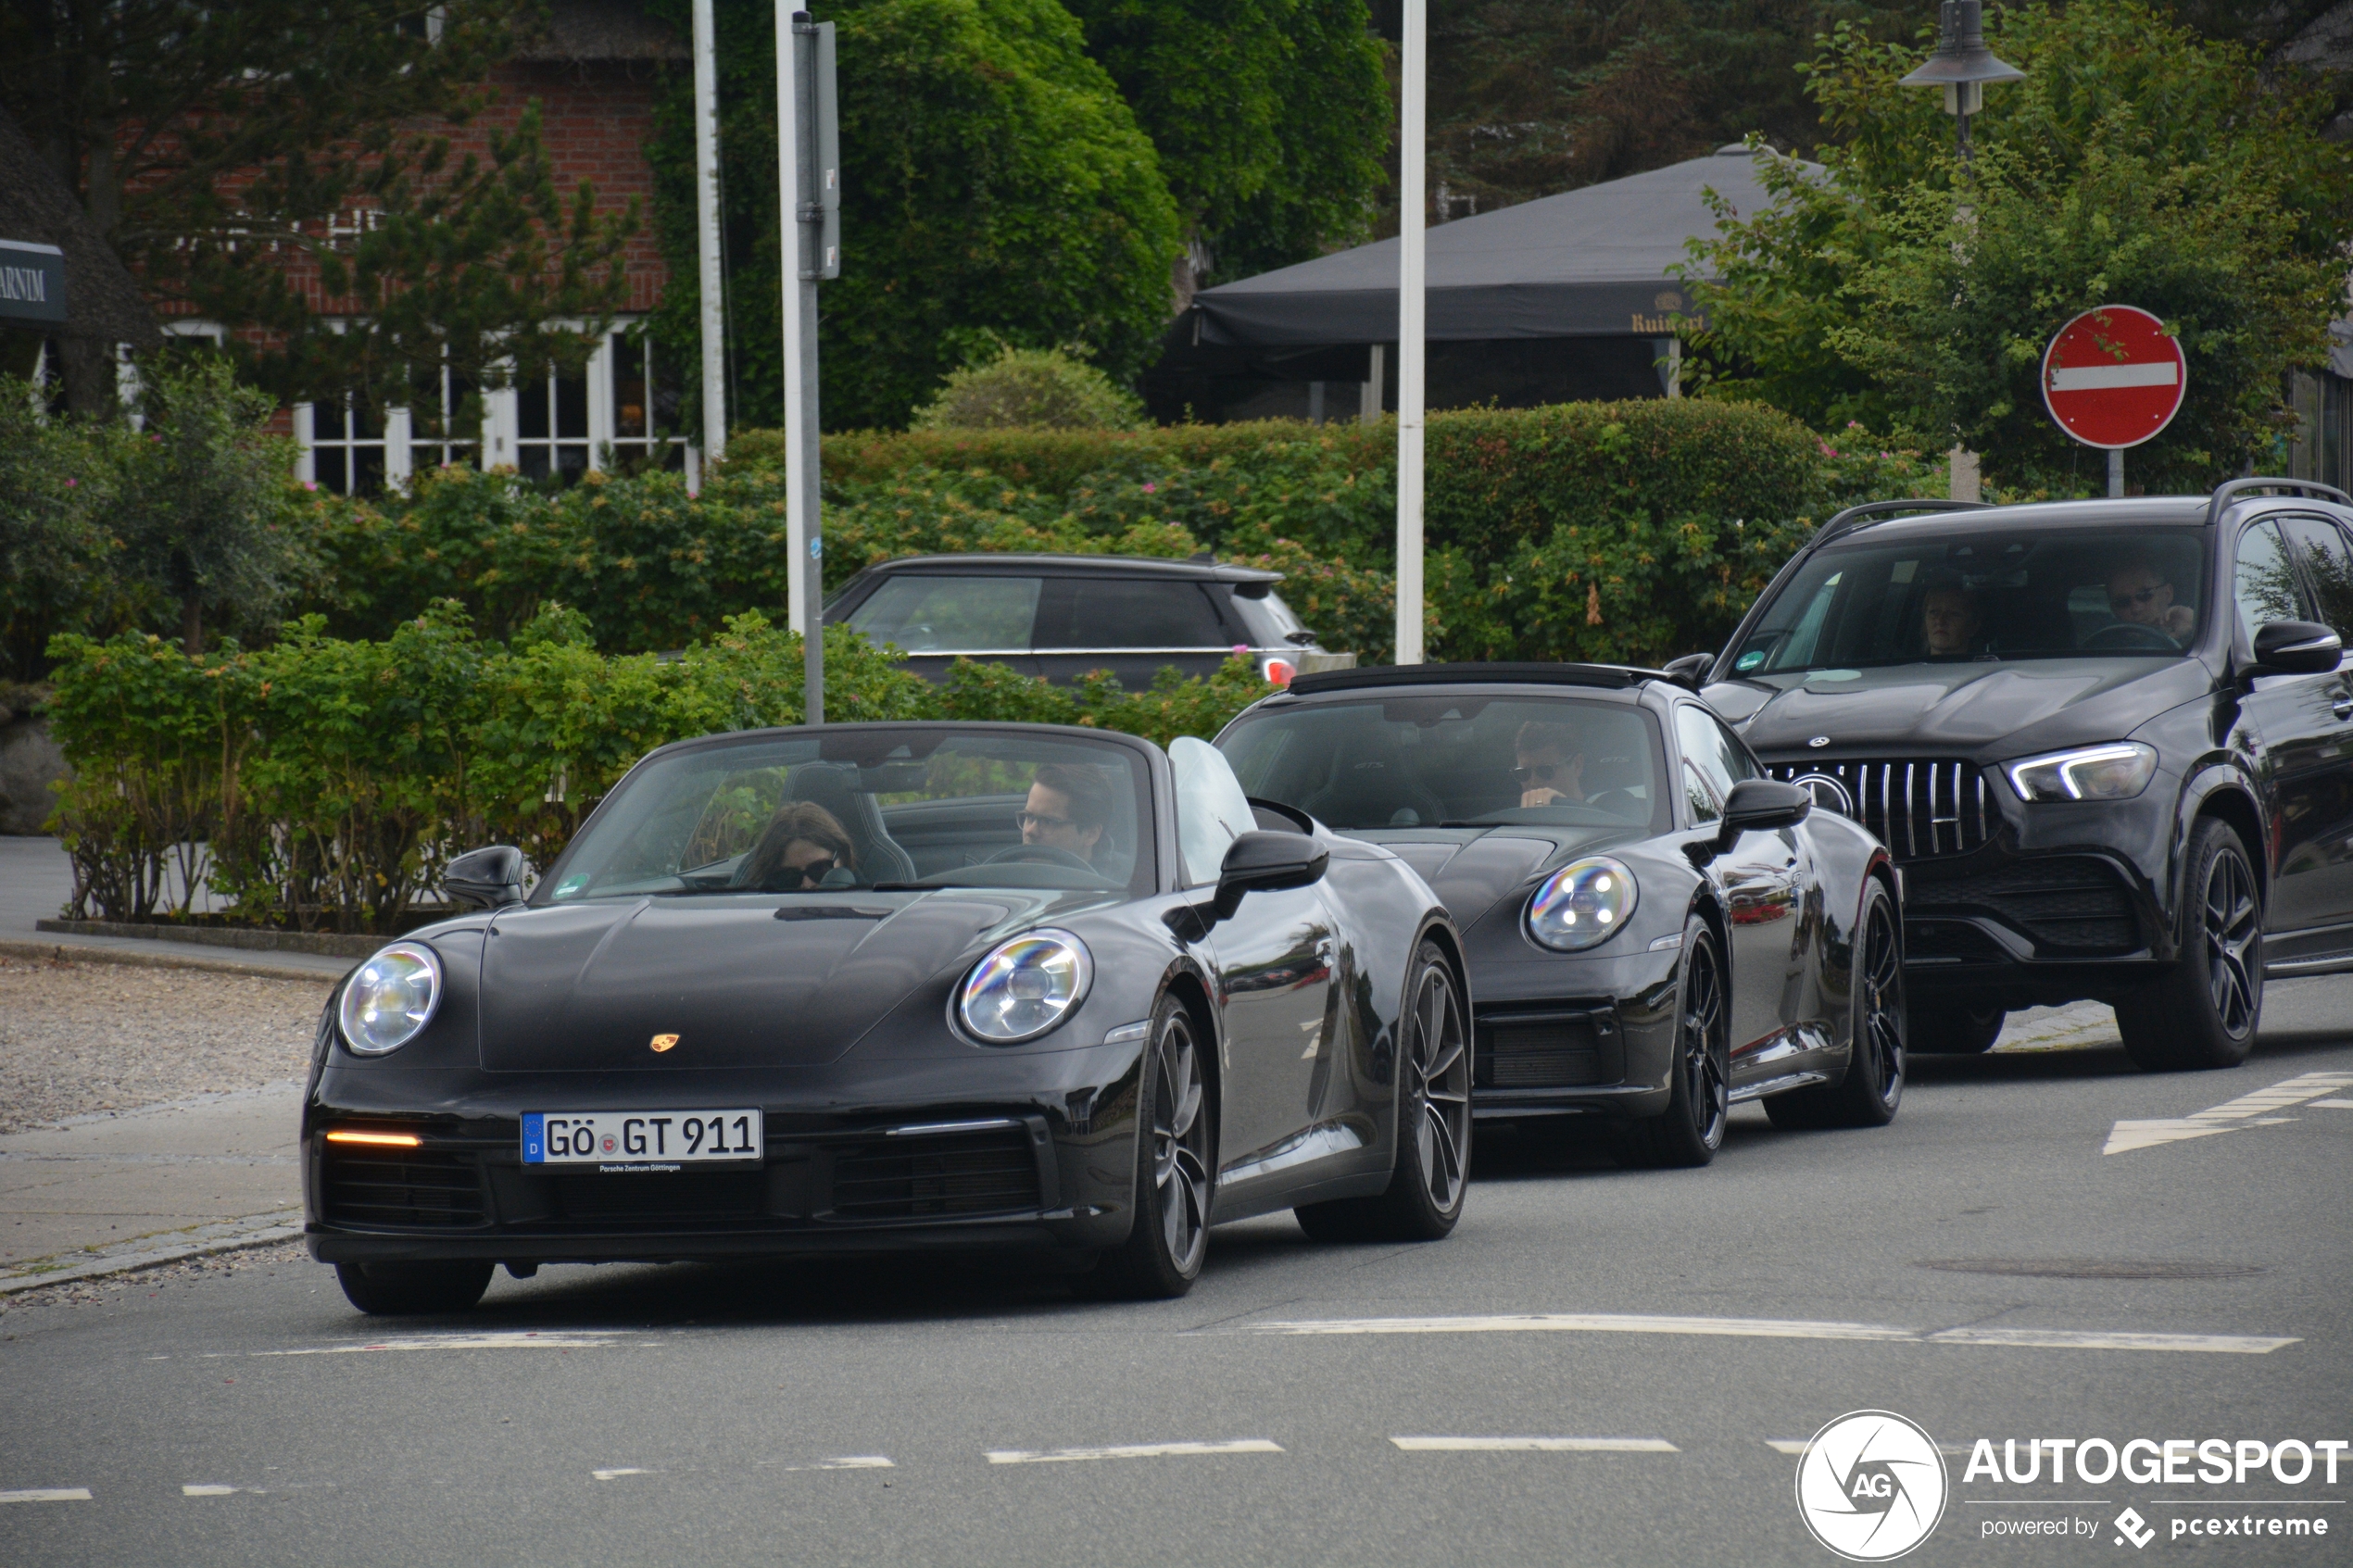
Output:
1718 778 1811 845
445 845 529 910
2252 620 2343 676
1212 831 1329 922
1661 652 1713 689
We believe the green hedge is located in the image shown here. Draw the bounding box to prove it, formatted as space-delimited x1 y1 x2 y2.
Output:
43 612 1272 931
302 402 1943 668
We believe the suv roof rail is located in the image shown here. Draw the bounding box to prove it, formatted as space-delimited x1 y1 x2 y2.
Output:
2204 477 2353 529
1287 662 1648 696
1815 497 1992 547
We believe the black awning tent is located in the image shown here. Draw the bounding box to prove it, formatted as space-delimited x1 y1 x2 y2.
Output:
1189 144 1801 350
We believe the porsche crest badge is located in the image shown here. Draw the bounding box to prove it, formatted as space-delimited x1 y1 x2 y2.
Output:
648 1034 680 1053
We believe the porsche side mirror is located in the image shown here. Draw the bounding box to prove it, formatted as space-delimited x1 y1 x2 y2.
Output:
2252 620 2343 676
1661 652 1713 689
445 845 528 910
1718 778 1810 845
1212 831 1329 922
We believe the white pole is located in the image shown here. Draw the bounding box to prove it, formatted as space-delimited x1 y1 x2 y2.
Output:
1393 0 1426 666
692 0 726 465
777 1 809 639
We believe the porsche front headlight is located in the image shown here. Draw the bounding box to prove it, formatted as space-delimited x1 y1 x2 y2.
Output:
2006 743 2157 802
338 942 444 1055
1527 858 1638 952
958 930 1092 1044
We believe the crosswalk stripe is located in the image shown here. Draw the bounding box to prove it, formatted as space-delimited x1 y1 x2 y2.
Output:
1390 1436 1678 1452
1214 1311 2296 1354
987 1439 1282 1465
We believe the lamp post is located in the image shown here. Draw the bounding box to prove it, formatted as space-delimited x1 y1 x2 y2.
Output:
1900 1 2022 503
1897 0 2023 169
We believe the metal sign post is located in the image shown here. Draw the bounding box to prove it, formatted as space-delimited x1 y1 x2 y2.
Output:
2040 304 2186 499
691 0 726 468
777 8 838 721
1393 0 1426 667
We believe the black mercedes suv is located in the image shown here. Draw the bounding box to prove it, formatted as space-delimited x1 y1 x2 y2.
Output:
1687 479 2353 1072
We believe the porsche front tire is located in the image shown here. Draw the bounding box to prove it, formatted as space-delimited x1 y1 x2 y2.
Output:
1614 917 1729 1170
334 1260 495 1316
1080 994 1213 1300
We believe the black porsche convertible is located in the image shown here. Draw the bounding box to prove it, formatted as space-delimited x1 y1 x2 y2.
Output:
1216 664 1906 1167
307 722 1466 1313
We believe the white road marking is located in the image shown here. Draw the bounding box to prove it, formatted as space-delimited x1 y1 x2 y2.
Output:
182 1485 239 1497
592 1468 653 1482
758 1456 896 1472
1390 1436 1678 1453
2311 1098 2353 1110
255 1331 627 1356
0 1488 92 1503
2103 1072 2353 1155
987 1439 1283 1465
2049 361 2179 392
1216 1311 2296 1354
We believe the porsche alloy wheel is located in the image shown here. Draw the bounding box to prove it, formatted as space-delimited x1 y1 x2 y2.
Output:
1768 878 1904 1130
1087 996 1213 1298
1617 917 1728 1169
2117 818 2262 1073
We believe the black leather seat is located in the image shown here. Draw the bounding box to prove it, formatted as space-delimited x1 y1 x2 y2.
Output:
786 766 920 884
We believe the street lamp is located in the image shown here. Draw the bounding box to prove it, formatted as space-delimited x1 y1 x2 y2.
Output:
1898 1 2024 168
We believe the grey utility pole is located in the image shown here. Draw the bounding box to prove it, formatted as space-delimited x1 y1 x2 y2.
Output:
692 0 727 468
776 8 839 722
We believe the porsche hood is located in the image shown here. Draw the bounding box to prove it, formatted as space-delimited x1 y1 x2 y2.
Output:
1351 827 1626 935
473 892 1047 1072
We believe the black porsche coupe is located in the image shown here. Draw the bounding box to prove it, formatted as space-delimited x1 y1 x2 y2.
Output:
1216 664 1907 1167
307 722 1466 1313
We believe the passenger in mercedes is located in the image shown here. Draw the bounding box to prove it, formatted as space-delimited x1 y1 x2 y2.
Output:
1921 575 1984 658
1514 721 1588 808
2107 553 2196 643
1020 762 1113 865
742 801 861 889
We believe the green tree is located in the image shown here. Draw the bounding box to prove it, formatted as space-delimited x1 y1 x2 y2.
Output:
1680 2 2353 487
644 0 1181 433
0 2 635 425
119 359 305 654
1058 0 1389 286
910 345 1147 429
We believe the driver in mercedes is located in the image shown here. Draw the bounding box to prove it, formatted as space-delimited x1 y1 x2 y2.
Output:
2107 554 2196 644
1018 763 1112 866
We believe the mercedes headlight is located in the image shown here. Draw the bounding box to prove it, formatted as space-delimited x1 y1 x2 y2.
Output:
2006 743 2157 802
338 942 444 1055
958 930 1092 1044
1527 858 1638 952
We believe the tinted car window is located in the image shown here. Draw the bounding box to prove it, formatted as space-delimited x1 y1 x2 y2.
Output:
848 575 1039 651
1731 525 2208 672
1676 705 1747 822
2280 516 2353 636
1048 579 1228 650
1169 737 1257 886
1220 694 1667 833
2233 521 2306 640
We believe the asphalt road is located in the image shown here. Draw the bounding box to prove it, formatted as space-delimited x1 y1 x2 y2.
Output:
5 983 2349 1567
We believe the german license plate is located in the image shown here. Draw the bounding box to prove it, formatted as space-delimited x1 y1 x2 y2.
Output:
522 1110 763 1168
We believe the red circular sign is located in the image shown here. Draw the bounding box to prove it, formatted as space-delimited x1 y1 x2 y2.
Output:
2041 305 2186 451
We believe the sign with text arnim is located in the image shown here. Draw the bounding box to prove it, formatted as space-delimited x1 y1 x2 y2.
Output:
2042 304 2186 451
0 239 67 325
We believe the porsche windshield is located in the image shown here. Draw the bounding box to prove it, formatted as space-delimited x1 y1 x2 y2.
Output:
538 730 1153 900
1732 524 2210 675
1219 695 1670 834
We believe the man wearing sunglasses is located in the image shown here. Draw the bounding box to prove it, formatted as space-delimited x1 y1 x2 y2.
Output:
1018 762 1113 865
2107 555 2196 644
1514 721 1587 809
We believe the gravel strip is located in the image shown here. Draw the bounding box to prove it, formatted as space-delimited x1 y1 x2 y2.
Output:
0 956 333 1132
0 1240 309 1318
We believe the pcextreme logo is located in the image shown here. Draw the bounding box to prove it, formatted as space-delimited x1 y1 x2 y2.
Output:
1795 1411 1950 1562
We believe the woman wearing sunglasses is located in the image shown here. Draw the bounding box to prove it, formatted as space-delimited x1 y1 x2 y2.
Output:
1513 721 1587 809
740 801 861 890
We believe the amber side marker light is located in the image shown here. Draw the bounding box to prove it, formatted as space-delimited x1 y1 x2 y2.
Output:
324 1129 422 1148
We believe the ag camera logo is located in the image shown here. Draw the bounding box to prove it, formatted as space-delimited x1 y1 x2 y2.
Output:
1795 1411 1949 1561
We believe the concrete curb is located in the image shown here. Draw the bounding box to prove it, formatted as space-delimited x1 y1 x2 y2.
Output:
0 1209 305 1296
37 917 398 960
0 937 347 983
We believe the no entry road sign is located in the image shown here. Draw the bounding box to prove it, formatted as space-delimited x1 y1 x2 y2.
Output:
2041 305 2186 450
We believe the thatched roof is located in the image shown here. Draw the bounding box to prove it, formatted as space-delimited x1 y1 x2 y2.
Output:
0 109 158 345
